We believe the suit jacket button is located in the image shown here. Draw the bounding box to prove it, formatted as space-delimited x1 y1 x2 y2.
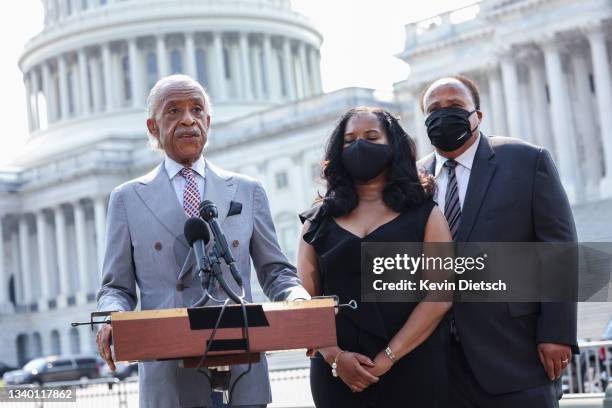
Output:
232 240 239 248
176 283 185 292
154 242 162 251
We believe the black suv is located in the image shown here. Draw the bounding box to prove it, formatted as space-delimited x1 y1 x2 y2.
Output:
3 356 100 385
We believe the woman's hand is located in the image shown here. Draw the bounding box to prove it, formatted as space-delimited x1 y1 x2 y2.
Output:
335 352 379 393
366 350 394 377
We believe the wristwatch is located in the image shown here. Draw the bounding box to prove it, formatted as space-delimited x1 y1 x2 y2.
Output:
384 346 396 364
331 350 346 377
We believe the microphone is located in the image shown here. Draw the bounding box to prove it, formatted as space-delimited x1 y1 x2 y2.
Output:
184 217 211 274
199 200 243 287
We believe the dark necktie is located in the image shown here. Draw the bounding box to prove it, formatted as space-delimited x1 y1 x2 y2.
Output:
444 159 461 240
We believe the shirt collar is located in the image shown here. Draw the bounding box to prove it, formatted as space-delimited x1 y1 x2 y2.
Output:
164 155 206 180
434 133 481 177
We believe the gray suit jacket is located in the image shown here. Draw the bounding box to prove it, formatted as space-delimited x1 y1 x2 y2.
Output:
97 159 309 408
418 134 577 395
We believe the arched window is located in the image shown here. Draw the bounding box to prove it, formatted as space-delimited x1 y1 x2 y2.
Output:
196 49 207 86
67 70 75 114
170 50 183 74
223 48 231 80
32 332 43 358
50 330 61 355
146 52 158 90
16 334 28 366
70 328 80 354
122 55 132 101
277 53 286 97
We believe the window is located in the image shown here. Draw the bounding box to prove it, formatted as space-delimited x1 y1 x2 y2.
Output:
223 48 231 80
49 359 72 368
275 171 288 190
277 53 286 96
122 55 132 101
146 52 158 90
99 0 107 5
65 0 72 15
69 327 80 355
196 49 207 86
81 0 88 10
67 70 75 114
50 330 61 355
170 50 183 74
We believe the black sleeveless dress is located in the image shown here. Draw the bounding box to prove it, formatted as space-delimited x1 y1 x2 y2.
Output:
300 199 450 408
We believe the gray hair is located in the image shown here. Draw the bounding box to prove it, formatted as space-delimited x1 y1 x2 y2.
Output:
146 74 213 149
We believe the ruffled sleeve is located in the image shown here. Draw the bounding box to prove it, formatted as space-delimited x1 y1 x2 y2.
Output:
298 203 329 246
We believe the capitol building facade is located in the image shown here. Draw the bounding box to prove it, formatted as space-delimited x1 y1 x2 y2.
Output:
0 0 611 369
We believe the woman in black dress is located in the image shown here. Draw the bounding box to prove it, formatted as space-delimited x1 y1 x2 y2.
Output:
298 107 453 407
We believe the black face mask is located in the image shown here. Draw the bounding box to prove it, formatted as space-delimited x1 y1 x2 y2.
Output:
425 107 478 152
342 139 392 182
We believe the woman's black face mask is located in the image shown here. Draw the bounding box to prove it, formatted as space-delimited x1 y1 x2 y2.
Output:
425 107 478 152
342 139 392 182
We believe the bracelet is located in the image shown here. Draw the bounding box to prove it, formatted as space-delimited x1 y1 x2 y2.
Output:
331 350 346 378
384 346 396 364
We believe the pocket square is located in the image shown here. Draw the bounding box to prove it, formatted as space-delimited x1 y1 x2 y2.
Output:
227 201 242 217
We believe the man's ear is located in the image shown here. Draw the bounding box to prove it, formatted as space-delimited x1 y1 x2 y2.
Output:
206 114 211 128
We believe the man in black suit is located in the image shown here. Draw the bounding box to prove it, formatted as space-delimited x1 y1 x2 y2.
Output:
417 76 578 407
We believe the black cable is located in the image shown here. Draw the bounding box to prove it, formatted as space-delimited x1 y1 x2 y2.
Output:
194 298 231 402
228 297 252 406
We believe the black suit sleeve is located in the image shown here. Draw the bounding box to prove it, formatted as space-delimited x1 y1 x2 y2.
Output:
531 148 578 353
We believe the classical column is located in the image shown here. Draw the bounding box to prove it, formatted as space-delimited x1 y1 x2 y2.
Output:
73 201 90 304
184 32 197 79
18 216 32 308
585 22 612 196
77 49 91 116
526 55 555 152
297 42 309 98
93 196 107 273
128 38 144 107
41 62 54 124
35 211 51 311
571 47 602 196
212 31 227 101
53 205 70 308
262 34 280 100
500 55 523 138
31 69 41 130
101 43 114 111
156 35 169 78
239 32 253 100
281 38 296 100
541 38 579 202
57 55 70 119
89 57 103 113
24 72 34 131
487 65 508 136
308 46 322 95
412 96 429 158
0 216 10 312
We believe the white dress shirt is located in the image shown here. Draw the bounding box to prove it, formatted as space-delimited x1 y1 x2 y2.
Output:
164 155 206 208
433 134 480 212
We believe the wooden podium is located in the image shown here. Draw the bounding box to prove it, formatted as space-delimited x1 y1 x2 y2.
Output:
107 298 337 367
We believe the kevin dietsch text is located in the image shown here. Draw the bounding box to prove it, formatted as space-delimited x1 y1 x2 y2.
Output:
372 279 507 292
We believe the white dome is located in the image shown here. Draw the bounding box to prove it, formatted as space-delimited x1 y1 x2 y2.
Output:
16 0 323 164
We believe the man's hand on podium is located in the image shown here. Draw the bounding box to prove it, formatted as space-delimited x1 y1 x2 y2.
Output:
96 324 116 371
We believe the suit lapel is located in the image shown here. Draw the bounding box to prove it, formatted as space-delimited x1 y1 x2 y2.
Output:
134 163 189 249
456 135 497 242
204 160 237 226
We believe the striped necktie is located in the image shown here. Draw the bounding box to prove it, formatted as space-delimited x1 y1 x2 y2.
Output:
443 159 461 240
179 167 201 218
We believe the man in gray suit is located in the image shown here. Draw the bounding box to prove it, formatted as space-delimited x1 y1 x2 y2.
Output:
96 74 310 408
417 76 577 407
